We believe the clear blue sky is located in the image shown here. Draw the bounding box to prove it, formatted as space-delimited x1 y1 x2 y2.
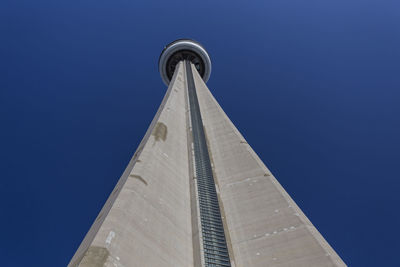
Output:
1 0 399 266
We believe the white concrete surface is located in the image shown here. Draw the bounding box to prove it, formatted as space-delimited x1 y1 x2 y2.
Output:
192 64 346 267
69 62 194 267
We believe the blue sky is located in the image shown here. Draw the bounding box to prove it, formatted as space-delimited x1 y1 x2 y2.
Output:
1 0 399 266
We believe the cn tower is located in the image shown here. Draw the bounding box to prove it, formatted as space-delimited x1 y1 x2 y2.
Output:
69 39 345 267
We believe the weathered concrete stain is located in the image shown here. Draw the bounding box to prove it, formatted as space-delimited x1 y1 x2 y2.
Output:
152 122 168 142
129 174 148 186
95 212 104 222
78 246 109 267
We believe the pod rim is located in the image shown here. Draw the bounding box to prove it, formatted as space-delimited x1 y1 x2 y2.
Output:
159 39 211 86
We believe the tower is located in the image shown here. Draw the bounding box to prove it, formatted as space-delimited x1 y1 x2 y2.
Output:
69 39 345 266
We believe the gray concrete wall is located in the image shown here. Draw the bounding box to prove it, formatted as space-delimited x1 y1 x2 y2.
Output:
192 64 346 267
69 62 194 267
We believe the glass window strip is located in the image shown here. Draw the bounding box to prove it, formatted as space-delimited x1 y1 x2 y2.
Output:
185 60 231 266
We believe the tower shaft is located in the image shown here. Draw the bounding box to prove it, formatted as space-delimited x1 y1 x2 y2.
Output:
69 49 346 266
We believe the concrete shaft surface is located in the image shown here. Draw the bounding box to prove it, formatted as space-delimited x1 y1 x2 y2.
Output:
69 62 346 267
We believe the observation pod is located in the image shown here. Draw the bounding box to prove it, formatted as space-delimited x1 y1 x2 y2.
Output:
159 39 212 86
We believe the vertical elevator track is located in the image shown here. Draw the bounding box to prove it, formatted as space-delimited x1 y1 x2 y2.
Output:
185 60 231 267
